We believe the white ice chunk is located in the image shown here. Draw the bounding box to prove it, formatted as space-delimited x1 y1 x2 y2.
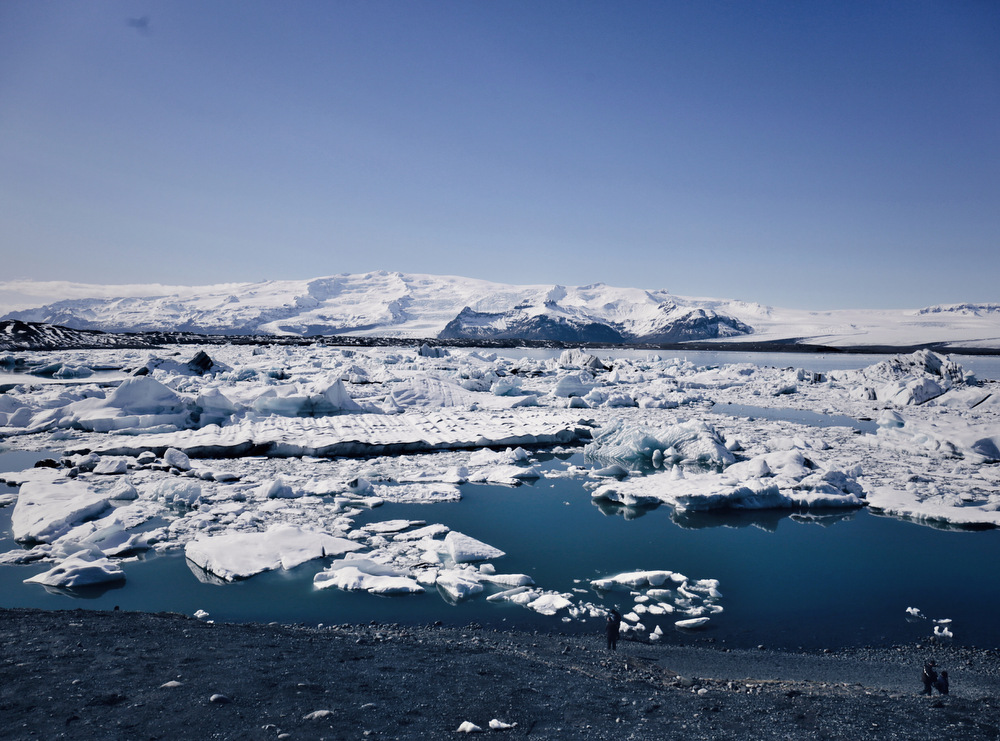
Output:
163 448 192 471
314 558 424 594
436 568 484 601
553 372 594 398
371 483 462 504
675 617 710 629
591 570 682 590
479 572 535 587
92 456 128 475
24 551 125 588
445 531 505 563
31 376 195 432
527 593 572 615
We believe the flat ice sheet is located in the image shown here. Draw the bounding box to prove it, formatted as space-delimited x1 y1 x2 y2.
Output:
86 410 591 458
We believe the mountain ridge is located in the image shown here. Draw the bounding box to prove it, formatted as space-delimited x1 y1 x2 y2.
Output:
2 271 999 349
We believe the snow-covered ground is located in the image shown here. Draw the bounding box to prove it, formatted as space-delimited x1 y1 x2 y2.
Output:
2 343 999 633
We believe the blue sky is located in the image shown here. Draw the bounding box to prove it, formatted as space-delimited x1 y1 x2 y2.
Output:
1 1 997 310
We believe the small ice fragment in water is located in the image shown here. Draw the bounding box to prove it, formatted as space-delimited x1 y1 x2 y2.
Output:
303 710 334 720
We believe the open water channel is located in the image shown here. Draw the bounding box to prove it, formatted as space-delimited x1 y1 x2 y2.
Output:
2 351 999 650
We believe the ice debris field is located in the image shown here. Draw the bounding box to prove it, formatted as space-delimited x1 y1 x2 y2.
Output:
1 344 999 639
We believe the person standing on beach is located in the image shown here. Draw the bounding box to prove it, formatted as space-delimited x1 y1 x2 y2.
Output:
934 670 949 695
606 608 622 651
921 661 938 695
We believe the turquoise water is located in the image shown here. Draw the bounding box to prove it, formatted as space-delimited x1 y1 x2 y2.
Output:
2 449 999 650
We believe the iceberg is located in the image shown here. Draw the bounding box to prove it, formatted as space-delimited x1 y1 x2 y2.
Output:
252 378 363 416
584 419 735 467
445 531 505 563
24 551 125 588
29 376 196 433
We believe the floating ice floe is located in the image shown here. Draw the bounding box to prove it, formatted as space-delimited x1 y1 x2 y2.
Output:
442 531 506 563
185 524 363 581
11 475 112 543
314 557 424 595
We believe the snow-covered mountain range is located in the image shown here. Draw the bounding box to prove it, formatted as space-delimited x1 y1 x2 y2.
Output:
2 272 999 349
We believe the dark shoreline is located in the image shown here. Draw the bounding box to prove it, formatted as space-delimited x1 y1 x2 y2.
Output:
2 607 999 740
3 319 999 355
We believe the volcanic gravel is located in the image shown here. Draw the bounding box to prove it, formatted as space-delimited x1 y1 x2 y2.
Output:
2 608 1000 740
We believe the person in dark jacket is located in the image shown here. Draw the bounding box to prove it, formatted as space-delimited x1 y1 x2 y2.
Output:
606 608 622 651
921 661 938 695
934 670 949 695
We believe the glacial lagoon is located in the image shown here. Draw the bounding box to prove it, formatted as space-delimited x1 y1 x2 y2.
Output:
2 347 999 650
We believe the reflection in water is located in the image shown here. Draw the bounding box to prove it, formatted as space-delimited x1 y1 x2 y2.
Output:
789 511 857 528
869 510 998 533
669 507 854 532
709 402 877 433
35 580 125 600
186 558 231 586
592 499 661 520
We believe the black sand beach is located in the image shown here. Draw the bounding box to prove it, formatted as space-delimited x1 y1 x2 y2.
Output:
2 608 999 740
